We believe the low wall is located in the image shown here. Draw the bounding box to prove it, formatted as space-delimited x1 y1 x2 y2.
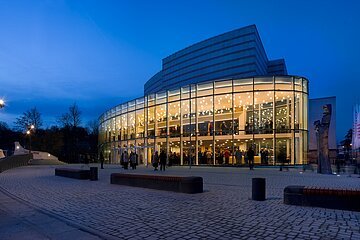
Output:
284 185 360 212
111 173 203 194
55 168 90 180
0 154 31 173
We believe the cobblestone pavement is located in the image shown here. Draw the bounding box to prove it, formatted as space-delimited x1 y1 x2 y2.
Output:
0 165 359 240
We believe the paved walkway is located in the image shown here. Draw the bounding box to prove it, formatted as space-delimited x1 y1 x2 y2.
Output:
0 185 101 240
0 165 359 239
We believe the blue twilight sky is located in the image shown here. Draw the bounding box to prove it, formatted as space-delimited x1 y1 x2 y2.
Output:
0 0 359 141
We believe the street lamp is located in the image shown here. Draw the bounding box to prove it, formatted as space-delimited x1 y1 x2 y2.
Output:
0 99 5 109
26 124 35 156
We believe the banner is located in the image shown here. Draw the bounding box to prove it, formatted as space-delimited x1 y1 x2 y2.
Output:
352 104 360 149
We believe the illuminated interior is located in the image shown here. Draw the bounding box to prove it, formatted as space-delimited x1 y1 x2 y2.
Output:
99 76 308 166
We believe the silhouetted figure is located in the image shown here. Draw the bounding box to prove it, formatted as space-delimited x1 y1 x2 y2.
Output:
152 151 159 171
122 151 129 170
130 152 137 170
159 150 166 171
235 148 242 165
247 147 255 170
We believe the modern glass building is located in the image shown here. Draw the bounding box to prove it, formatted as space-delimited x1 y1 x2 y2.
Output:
98 25 309 166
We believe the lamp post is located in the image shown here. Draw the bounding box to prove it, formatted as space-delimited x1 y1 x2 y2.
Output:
26 124 35 156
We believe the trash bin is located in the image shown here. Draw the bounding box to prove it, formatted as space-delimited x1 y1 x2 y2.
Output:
90 167 98 181
252 178 266 201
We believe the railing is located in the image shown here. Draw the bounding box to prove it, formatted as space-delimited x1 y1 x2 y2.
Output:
0 154 31 173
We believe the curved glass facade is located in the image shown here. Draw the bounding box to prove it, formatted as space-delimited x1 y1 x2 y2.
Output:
99 76 308 166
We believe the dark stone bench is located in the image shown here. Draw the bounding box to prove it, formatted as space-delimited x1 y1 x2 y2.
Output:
110 173 203 194
284 186 360 212
55 168 90 180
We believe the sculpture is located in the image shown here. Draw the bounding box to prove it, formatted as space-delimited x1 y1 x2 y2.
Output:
314 104 332 174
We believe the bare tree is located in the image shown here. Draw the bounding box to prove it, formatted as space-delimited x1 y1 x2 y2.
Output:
14 107 43 131
58 103 82 128
86 119 98 135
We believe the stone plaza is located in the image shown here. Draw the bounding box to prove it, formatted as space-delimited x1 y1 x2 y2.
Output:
0 165 359 239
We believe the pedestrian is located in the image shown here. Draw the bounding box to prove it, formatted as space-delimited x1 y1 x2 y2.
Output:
206 149 212 164
159 150 166 171
122 151 129 170
235 148 242 165
100 151 104 169
130 152 137 170
247 147 255 170
152 151 159 171
224 149 230 164
260 148 265 164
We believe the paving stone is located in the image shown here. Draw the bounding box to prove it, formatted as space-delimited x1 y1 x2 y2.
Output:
0 165 359 239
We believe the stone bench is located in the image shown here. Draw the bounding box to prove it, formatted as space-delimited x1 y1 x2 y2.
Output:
110 173 203 194
284 186 360 212
55 168 90 180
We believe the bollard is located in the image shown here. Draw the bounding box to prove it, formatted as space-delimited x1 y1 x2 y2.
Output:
90 167 98 181
252 178 266 201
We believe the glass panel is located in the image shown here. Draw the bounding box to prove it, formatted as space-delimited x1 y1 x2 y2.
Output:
197 96 213 136
181 99 195 137
254 137 274 165
294 92 301 130
181 86 190 99
182 139 196 165
254 77 273 91
115 116 121 141
128 100 135 112
233 93 248 134
121 103 128 113
136 109 145 138
275 76 292 90
214 139 233 165
110 117 116 142
136 140 145 165
147 139 155 165
244 93 254 134
156 91 167 105
147 106 155 138
275 91 291 133
303 93 308 130
275 138 291 165
234 78 253 92
156 104 167 138
121 114 127 140
197 82 213 97
168 89 180 102
136 97 145 109
148 94 155 107
302 78 308 93
215 80 232 94
294 77 302 91
214 94 232 136
128 111 135 139
169 140 181 165
169 100 181 138
198 140 213 164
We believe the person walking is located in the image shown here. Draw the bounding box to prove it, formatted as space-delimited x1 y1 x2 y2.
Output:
247 147 255 170
224 149 230 164
159 150 167 171
100 151 104 169
122 151 129 170
152 151 159 171
130 152 137 170
235 148 242 165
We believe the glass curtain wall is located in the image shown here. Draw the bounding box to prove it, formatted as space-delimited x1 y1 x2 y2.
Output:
99 76 308 166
